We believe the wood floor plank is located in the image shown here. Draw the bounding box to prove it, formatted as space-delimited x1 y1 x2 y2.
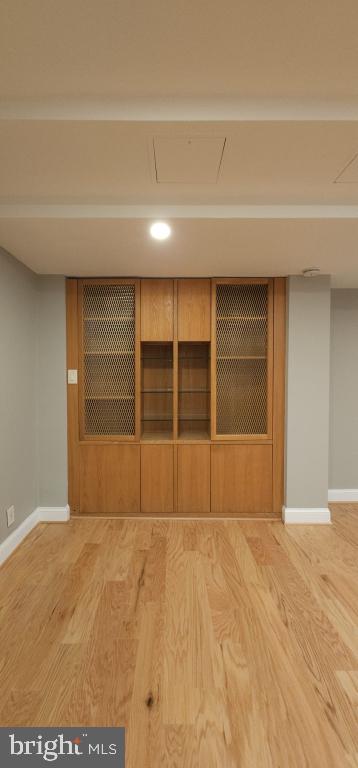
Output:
0 507 357 767
273 522 358 663
216 523 355 767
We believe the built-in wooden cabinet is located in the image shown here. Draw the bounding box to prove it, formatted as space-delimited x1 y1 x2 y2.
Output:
67 277 286 517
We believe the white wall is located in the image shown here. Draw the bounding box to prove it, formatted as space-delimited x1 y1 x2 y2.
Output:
285 275 331 511
329 289 358 490
0 249 67 545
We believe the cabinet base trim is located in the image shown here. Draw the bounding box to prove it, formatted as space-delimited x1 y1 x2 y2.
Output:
282 506 331 524
71 512 281 520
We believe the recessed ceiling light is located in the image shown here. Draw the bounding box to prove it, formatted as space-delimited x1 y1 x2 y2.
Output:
150 221 171 241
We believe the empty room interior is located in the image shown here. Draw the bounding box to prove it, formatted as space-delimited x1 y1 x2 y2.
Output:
0 2 358 766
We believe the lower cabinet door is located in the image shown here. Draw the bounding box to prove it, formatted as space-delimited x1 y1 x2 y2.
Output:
177 444 210 514
211 445 273 514
80 444 140 515
141 444 174 514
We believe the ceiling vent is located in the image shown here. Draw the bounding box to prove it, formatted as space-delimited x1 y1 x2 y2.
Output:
153 136 226 184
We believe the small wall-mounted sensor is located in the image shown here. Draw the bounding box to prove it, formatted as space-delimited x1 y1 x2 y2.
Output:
302 268 321 278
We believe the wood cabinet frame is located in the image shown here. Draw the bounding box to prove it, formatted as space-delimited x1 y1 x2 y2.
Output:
66 278 80 513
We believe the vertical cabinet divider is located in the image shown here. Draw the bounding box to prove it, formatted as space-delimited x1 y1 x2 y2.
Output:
173 279 178 440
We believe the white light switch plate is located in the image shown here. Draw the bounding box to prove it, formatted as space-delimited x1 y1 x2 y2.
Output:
67 369 78 384
6 505 15 527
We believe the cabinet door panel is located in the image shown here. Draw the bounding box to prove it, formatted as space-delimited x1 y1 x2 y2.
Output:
178 444 210 514
80 444 140 514
178 279 211 341
141 445 174 514
141 279 174 341
211 445 272 514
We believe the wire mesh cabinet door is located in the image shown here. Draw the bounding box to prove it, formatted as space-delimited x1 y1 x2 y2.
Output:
78 279 140 441
211 278 273 440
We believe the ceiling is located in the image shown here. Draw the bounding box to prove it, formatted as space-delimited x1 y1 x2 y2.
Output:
1 1 358 286
1 0 358 101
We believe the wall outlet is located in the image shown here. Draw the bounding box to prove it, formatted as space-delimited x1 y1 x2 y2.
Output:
6 505 15 527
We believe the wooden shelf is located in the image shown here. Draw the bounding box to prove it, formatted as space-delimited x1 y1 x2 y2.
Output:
217 355 266 361
85 395 134 401
217 315 266 321
179 416 210 421
178 428 211 440
141 430 173 441
179 388 210 393
142 416 172 422
141 356 173 361
85 350 134 356
84 316 134 321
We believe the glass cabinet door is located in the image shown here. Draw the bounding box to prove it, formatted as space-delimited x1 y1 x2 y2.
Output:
213 279 273 439
79 280 137 439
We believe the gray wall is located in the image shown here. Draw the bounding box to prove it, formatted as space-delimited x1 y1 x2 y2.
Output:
285 275 331 509
2 254 355 538
0 249 39 543
0 250 67 545
37 276 67 506
329 289 358 489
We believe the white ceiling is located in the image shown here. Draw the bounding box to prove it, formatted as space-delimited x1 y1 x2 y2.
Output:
1 121 358 204
1 1 358 285
0 217 357 288
1 0 358 100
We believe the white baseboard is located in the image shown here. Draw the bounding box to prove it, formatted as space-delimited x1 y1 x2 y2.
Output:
0 505 70 567
328 489 358 503
36 505 70 522
282 506 331 524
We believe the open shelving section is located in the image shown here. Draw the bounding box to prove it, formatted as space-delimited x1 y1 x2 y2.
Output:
178 342 211 439
141 342 173 439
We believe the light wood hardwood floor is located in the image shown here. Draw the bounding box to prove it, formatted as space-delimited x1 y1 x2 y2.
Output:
0 505 357 767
